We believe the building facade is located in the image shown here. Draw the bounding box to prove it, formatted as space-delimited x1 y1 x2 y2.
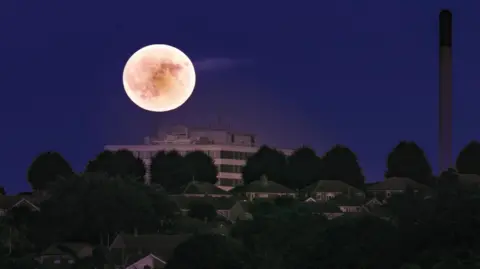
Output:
105 125 293 190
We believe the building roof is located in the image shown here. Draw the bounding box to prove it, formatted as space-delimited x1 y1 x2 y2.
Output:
457 173 480 186
169 181 231 196
0 196 40 211
243 178 295 194
300 201 343 213
330 194 366 207
41 242 93 257
110 233 191 262
367 177 430 191
303 180 363 194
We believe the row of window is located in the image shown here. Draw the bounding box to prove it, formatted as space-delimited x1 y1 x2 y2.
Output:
217 178 243 187
133 150 254 160
217 164 243 173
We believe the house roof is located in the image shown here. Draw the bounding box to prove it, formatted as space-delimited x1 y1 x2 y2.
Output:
457 173 480 186
0 196 40 211
300 201 343 213
126 253 166 269
242 178 295 194
169 195 238 211
367 177 430 191
41 242 93 257
303 180 363 194
367 206 393 219
330 194 366 206
110 233 191 262
169 181 231 196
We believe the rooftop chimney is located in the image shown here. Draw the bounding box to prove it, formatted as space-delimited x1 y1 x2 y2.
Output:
439 10 453 172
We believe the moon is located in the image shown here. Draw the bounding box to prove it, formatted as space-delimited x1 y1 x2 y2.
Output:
122 44 196 112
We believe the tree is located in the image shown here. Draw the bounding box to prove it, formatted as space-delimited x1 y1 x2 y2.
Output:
187 201 217 222
456 141 480 175
113 150 146 182
184 151 218 184
85 150 145 182
286 146 323 190
166 234 250 269
322 145 365 188
27 151 73 191
36 173 174 246
0 187 5 195
242 146 287 186
150 150 191 191
385 141 433 185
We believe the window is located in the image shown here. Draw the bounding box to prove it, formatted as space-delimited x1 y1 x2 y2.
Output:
217 178 240 186
219 151 251 160
68 260 75 264
218 164 243 173
54 260 61 264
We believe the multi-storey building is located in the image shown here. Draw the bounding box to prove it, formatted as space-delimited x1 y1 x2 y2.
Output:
105 125 293 190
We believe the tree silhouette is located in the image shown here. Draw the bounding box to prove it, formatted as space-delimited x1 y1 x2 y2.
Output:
166 233 250 269
188 201 217 222
385 141 433 185
27 151 73 191
322 145 365 188
38 173 173 246
286 146 323 190
0 187 5 195
86 150 145 182
184 151 218 184
150 150 191 191
242 145 287 186
456 141 480 175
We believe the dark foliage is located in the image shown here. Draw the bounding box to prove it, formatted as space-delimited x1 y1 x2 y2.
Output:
150 150 191 191
385 141 433 185
456 141 480 175
166 233 251 269
187 201 217 222
184 150 218 184
85 150 146 182
242 145 288 185
286 146 323 190
322 145 365 188
27 151 73 190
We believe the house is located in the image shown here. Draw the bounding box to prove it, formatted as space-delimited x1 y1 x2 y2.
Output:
234 176 296 201
367 177 431 199
169 181 232 198
365 206 394 221
363 197 384 210
301 180 365 201
109 233 191 268
37 242 93 268
457 173 480 188
300 201 344 219
329 194 366 213
170 196 246 222
0 196 40 216
125 253 167 269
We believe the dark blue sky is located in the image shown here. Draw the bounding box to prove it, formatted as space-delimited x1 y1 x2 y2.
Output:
1 1 479 193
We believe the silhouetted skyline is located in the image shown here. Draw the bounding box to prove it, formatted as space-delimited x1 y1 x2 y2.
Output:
1 1 480 193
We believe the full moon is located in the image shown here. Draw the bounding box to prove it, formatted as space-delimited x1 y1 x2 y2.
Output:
122 44 196 112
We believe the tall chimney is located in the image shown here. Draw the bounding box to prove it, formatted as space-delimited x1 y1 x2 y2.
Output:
439 10 453 172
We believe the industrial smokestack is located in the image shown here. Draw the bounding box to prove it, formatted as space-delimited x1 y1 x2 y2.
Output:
439 10 453 172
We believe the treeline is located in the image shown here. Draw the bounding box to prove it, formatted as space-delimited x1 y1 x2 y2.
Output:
24 140 480 193
1 140 480 268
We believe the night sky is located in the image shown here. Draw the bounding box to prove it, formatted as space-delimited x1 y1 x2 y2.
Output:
1 1 479 193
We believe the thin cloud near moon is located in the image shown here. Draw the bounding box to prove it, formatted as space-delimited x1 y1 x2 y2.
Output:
194 57 253 72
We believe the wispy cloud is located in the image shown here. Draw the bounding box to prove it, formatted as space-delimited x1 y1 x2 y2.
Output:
194 57 252 72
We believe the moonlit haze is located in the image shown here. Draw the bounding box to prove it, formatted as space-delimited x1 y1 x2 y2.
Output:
122 44 196 112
